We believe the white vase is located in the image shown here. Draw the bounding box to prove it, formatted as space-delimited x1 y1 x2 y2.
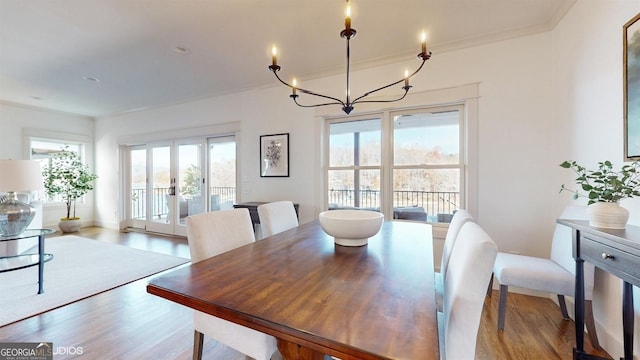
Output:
58 218 81 233
587 202 629 229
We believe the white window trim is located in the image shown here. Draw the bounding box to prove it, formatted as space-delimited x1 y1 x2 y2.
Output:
23 128 92 158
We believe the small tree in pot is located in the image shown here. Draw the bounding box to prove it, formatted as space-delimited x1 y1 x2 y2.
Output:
42 146 98 232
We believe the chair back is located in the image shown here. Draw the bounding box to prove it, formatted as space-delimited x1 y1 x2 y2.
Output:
257 201 299 238
442 222 497 360
186 208 255 262
549 205 594 299
187 208 277 360
440 209 474 277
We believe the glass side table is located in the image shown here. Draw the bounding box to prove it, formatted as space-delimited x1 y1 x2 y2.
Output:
0 229 54 294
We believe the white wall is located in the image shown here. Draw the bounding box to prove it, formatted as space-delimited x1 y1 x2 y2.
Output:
552 0 640 358
0 101 96 229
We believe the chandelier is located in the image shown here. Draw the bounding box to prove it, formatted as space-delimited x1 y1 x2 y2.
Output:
267 0 432 115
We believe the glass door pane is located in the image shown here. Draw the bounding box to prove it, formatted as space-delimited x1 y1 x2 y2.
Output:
146 145 173 233
129 147 147 229
208 136 236 211
177 143 203 225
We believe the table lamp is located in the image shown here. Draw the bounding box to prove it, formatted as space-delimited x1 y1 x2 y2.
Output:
0 159 45 236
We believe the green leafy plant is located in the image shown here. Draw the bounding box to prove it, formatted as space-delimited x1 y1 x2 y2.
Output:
180 164 201 198
42 145 98 219
559 160 640 205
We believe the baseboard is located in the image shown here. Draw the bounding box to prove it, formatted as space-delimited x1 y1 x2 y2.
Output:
92 219 119 229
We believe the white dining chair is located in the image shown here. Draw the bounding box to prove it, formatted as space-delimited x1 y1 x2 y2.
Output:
489 205 600 349
434 209 474 311
186 209 278 360
257 201 299 238
438 221 497 360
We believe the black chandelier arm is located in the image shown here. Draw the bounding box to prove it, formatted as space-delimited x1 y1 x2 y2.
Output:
290 95 345 108
269 67 346 106
354 87 411 104
268 66 294 88
350 55 428 105
296 88 346 106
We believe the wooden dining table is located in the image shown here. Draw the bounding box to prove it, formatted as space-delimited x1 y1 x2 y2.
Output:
147 220 438 360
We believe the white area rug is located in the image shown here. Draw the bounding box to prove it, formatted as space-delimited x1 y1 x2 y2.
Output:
0 235 189 327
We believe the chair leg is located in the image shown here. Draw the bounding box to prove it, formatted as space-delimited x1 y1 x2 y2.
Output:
193 330 204 360
557 294 570 319
584 300 601 350
498 284 508 330
486 273 494 297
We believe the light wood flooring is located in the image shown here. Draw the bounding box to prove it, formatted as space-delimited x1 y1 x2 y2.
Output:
0 227 610 359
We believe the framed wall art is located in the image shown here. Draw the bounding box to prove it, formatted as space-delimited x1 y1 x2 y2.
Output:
624 13 640 160
260 133 289 177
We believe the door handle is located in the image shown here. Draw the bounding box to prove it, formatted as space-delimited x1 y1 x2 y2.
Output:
169 178 176 196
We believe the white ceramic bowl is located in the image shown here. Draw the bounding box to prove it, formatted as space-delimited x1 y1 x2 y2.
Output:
318 209 384 246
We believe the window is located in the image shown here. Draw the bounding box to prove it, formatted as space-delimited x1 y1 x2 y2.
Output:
29 138 89 204
325 105 465 224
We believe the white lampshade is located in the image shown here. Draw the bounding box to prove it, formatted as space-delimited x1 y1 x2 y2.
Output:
0 159 44 192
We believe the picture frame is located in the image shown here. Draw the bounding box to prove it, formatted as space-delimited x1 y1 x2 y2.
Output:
260 133 289 177
624 13 640 160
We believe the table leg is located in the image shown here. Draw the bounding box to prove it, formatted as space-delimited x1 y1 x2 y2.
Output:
622 281 634 360
276 338 325 360
38 234 44 294
574 235 585 354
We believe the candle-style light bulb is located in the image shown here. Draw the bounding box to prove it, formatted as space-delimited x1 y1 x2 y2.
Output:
404 69 409 87
292 78 297 96
345 2 352 31
420 32 427 55
272 45 278 67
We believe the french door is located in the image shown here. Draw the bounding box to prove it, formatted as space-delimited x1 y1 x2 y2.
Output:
125 136 236 236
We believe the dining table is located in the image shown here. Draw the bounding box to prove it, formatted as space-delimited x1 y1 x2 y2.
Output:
147 219 438 360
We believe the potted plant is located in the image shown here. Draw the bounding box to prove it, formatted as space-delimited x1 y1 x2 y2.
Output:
42 146 98 233
559 160 640 229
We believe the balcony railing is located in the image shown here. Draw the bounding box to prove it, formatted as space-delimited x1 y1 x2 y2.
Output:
328 188 459 222
130 186 236 220
130 187 459 223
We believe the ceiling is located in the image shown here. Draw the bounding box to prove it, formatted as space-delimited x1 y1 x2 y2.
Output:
0 0 575 118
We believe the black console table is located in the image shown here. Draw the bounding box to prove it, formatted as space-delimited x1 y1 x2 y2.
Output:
0 229 54 294
558 219 640 360
233 202 299 227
